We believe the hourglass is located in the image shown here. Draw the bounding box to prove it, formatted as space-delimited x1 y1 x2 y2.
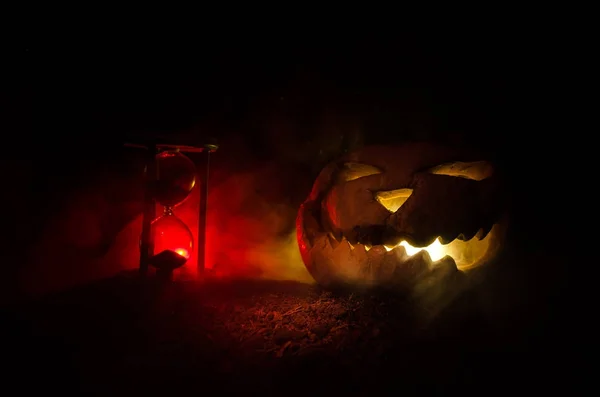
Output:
146 150 197 275
126 139 218 280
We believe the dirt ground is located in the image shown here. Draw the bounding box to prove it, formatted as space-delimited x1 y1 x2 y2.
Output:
3 263 576 396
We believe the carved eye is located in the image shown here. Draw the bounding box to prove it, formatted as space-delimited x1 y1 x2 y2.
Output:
337 162 382 183
375 188 413 213
427 161 493 181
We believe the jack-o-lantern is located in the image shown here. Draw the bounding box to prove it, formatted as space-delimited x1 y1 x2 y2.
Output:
296 142 508 288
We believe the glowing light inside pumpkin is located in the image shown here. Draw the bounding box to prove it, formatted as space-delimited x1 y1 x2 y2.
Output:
364 224 500 271
325 159 502 272
384 238 446 261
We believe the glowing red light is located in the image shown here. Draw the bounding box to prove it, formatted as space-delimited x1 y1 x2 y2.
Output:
174 248 190 259
150 213 194 268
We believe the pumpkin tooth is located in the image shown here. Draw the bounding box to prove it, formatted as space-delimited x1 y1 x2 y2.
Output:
330 230 344 242
352 244 369 279
391 250 432 284
387 244 408 261
347 236 360 246
313 233 332 250
378 245 408 281
330 238 362 280
327 233 340 249
412 256 464 314
476 224 493 240
439 234 457 245
458 229 477 241
431 255 457 270
366 245 386 281
308 234 337 285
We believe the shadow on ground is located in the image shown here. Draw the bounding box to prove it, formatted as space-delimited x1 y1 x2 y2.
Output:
3 252 576 395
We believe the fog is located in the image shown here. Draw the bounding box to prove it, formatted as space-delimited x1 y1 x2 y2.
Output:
16 115 370 299
6 40 516 302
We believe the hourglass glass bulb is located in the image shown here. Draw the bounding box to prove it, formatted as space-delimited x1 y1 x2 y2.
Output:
153 151 197 207
147 207 194 270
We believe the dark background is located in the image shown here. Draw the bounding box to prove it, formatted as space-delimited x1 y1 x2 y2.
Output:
1 29 588 392
4 32 554 248
3 30 576 317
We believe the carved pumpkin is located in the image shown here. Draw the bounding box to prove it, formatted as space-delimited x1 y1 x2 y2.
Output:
296 142 508 288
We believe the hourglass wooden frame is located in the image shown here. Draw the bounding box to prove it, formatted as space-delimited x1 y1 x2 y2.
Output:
124 140 218 277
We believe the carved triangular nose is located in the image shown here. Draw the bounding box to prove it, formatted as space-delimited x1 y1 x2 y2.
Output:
375 188 413 213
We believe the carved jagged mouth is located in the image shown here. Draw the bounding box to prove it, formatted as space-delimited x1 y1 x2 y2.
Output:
348 220 496 259
307 223 501 285
348 223 497 271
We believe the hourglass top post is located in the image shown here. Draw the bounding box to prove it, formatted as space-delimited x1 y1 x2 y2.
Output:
124 142 219 153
